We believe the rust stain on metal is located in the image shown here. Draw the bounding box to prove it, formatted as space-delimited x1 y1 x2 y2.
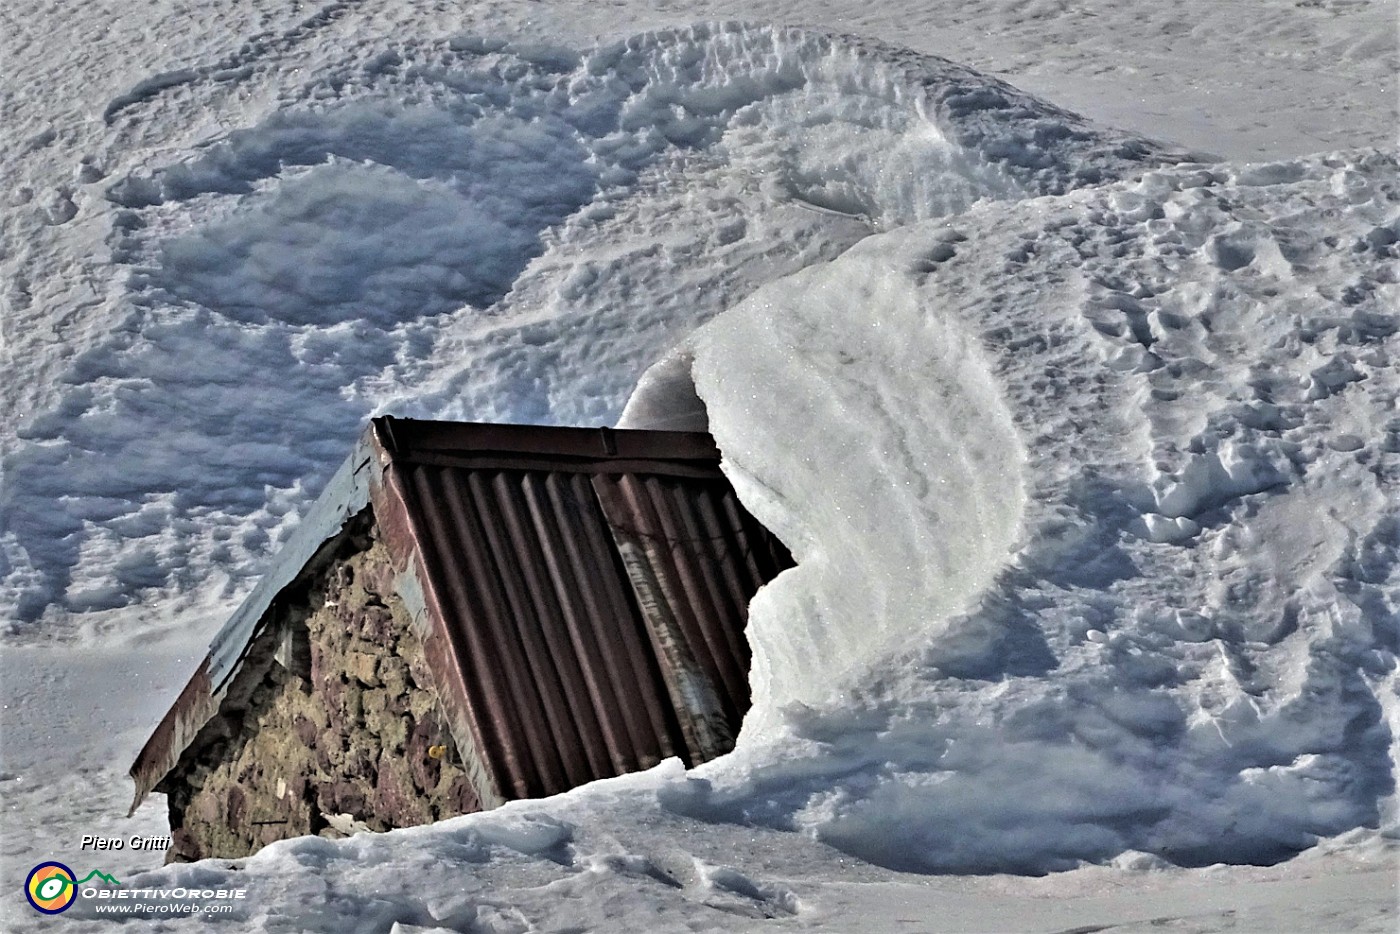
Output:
128 660 217 816
592 473 791 761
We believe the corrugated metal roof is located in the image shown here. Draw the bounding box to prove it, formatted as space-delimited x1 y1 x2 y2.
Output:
594 472 789 762
131 417 792 820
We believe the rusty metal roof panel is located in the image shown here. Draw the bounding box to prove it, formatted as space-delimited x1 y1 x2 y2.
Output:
592 472 792 761
375 461 695 800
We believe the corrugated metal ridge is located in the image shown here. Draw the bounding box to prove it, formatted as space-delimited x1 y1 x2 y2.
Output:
374 417 721 466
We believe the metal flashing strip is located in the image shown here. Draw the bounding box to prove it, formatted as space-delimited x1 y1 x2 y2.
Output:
128 661 219 815
208 440 376 691
373 417 722 465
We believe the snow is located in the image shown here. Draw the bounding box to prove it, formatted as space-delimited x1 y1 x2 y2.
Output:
2 0 1398 931
6 24 1197 630
678 151 1399 874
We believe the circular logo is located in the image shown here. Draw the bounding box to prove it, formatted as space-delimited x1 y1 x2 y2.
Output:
25 862 77 914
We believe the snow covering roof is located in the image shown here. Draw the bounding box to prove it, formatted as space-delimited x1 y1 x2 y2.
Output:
129 418 791 815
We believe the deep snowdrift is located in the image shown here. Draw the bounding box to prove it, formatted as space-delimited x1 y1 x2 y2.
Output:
679 149 1399 873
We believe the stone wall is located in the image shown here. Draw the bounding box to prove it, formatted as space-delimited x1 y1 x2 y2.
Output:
163 514 481 861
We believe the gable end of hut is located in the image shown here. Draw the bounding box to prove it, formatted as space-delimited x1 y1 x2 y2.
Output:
160 511 488 862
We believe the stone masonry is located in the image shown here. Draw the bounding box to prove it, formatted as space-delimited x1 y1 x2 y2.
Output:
162 514 480 861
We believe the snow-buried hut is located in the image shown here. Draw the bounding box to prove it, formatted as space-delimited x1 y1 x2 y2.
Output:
129 417 791 861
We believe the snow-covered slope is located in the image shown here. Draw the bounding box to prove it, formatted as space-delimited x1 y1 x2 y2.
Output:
683 149 1399 873
34 763 1400 932
19 145 1400 933
2 24 1192 631
2 2 1397 931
